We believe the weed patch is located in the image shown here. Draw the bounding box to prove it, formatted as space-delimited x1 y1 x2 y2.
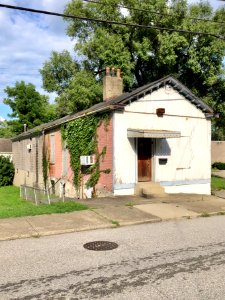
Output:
111 220 120 226
200 212 210 218
217 211 225 216
125 202 134 208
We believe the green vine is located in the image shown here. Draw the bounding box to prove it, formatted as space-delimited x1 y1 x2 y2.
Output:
61 113 110 193
86 146 110 189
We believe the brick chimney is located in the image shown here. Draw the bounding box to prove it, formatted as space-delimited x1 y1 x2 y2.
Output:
103 67 123 101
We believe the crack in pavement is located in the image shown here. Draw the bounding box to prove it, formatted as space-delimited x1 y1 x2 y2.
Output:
1 241 225 299
24 217 40 237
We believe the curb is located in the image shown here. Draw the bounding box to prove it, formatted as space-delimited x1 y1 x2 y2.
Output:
0 217 163 242
1 210 225 242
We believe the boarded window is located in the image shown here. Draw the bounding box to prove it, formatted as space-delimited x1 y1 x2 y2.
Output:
62 146 68 176
50 134 55 164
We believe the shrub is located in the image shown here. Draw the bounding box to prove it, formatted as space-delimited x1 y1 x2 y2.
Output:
212 162 225 170
0 156 15 186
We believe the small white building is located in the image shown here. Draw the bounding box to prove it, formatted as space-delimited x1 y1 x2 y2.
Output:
109 74 213 195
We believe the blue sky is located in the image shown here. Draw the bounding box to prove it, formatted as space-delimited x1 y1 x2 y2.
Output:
0 0 224 121
0 0 74 120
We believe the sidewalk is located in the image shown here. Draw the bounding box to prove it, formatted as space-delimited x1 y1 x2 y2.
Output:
1 193 225 241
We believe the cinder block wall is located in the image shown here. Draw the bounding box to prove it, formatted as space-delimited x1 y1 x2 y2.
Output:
211 141 225 164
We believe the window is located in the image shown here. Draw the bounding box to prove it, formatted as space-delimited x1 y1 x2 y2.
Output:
62 146 68 176
50 134 55 164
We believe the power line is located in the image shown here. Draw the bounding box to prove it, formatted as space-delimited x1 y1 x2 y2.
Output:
0 3 224 40
83 0 225 25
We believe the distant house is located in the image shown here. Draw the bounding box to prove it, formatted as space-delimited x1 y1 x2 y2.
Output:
12 69 214 198
0 138 12 160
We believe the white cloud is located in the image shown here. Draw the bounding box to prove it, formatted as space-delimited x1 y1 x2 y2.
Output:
0 0 223 120
0 0 73 118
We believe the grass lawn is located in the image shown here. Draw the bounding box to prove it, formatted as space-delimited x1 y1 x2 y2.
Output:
211 175 225 191
0 186 88 219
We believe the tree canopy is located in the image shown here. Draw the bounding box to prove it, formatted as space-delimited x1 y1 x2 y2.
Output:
40 0 225 137
40 51 102 116
3 81 56 135
0 120 13 138
55 70 102 116
64 0 224 92
40 50 79 95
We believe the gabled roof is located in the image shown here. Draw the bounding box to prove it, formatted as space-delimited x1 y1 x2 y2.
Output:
12 75 214 141
0 138 12 152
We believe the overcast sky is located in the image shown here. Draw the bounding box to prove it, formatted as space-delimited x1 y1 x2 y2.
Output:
0 0 224 121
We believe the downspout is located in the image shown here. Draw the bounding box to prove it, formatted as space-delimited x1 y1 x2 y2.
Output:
35 137 39 185
112 112 115 194
42 129 46 190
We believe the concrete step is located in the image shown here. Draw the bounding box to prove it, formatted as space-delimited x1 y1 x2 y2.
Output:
135 182 167 199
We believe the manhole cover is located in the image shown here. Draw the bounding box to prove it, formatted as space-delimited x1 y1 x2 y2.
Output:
83 241 118 251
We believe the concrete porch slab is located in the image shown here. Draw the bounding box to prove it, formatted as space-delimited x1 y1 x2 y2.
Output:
134 203 199 220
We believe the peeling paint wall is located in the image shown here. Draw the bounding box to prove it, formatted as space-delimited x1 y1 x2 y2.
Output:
113 86 211 195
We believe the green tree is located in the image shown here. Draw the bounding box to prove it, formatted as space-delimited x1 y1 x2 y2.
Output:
62 0 225 138
205 79 225 140
0 156 14 186
55 70 102 115
40 51 102 117
40 50 79 95
64 0 225 94
0 120 13 138
3 81 56 135
40 0 225 134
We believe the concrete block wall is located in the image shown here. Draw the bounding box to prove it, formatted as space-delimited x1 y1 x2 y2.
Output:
211 141 225 164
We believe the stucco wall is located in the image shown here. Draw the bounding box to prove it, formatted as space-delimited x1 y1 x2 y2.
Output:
113 86 211 195
211 141 225 164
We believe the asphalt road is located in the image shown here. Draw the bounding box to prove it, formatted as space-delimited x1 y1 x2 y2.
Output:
1 216 225 299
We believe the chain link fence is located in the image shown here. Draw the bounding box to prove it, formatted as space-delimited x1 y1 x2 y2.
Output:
20 185 63 205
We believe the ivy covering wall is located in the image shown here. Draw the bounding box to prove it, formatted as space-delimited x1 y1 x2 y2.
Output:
61 113 110 193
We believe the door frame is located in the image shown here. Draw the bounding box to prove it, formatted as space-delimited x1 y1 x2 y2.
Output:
135 138 155 183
